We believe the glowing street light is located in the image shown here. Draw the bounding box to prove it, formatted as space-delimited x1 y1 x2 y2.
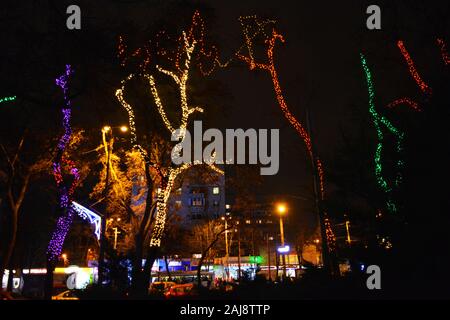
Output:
277 203 287 215
61 253 68 266
277 245 290 253
275 203 288 280
120 125 128 133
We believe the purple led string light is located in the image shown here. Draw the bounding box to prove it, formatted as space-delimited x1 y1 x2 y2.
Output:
47 65 80 261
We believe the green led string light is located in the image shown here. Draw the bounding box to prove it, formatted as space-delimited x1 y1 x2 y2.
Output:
360 53 405 213
0 96 16 104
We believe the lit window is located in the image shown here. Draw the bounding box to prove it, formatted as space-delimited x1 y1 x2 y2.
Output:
246 220 251 224
176 188 182 195
226 204 231 209
212 187 220 195
191 198 203 206
175 201 181 209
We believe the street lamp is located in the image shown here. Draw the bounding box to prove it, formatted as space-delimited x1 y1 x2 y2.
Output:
276 203 287 281
61 253 68 267
98 125 128 285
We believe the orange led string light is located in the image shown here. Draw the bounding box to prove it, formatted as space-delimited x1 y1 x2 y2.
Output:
397 40 432 95
236 24 326 198
436 38 450 66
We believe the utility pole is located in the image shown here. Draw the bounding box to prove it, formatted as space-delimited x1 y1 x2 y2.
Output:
222 217 229 281
345 220 352 245
237 227 241 282
267 234 272 281
113 227 121 250
279 215 287 280
306 108 334 276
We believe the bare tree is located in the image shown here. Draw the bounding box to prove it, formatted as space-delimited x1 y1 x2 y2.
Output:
0 132 50 291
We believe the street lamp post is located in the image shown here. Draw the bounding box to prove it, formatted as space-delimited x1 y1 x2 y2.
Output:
98 125 127 285
221 216 230 281
113 227 121 250
276 204 287 281
345 220 352 246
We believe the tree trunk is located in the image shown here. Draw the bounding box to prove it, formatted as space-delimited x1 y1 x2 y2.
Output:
0 208 18 292
44 259 55 300
142 246 158 291
164 255 172 281
196 231 225 288
130 232 144 295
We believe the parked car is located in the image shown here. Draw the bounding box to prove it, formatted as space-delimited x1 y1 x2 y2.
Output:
164 283 198 298
149 281 177 295
52 290 79 300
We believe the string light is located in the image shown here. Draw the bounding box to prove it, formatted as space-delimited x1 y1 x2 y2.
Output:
117 35 152 71
71 202 102 240
0 96 16 104
397 40 432 95
235 23 325 193
316 158 325 200
324 216 336 252
116 11 274 78
360 54 405 213
436 38 450 66
236 18 336 252
116 26 223 249
47 65 80 261
147 32 204 134
115 74 155 170
235 17 336 250
237 28 314 157
386 97 421 112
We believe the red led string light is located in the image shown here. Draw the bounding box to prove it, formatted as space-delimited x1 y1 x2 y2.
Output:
386 97 421 112
397 40 432 95
237 29 313 157
324 216 336 251
236 26 324 195
436 38 450 66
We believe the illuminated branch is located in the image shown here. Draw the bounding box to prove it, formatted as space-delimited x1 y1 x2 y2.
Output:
236 23 325 202
47 65 81 261
116 25 223 249
147 32 222 247
237 29 313 157
397 40 432 95
387 97 421 112
0 96 16 104
436 38 450 66
360 54 405 213
236 18 331 247
147 32 203 137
